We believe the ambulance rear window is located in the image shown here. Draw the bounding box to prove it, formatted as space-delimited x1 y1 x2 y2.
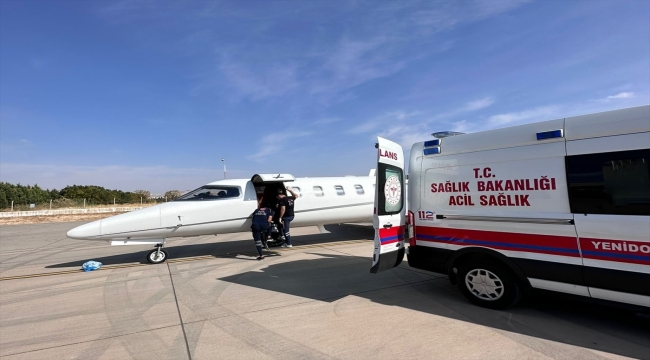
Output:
377 163 404 215
567 149 650 216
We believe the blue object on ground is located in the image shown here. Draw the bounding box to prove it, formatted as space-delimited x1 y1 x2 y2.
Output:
82 261 102 272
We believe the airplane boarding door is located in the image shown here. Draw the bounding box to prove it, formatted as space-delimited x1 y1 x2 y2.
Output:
371 137 406 273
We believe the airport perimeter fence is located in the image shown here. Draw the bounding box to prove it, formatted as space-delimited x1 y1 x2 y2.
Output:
0 197 159 214
0 206 147 218
0 198 160 218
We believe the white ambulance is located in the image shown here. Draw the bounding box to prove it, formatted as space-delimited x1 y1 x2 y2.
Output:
371 105 650 309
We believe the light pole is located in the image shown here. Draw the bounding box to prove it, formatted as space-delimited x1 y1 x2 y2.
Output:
221 158 227 180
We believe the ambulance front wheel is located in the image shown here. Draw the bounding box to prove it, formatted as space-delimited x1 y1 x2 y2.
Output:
457 260 521 309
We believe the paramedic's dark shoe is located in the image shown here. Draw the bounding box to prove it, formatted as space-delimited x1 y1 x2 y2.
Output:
281 244 292 248
256 256 265 260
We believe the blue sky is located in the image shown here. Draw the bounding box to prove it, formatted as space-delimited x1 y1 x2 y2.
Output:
1 0 648 193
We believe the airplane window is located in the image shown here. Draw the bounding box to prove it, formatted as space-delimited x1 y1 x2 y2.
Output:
175 186 241 201
313 186 324 197
354 185 364 195
335 185 345 195
290 186 301 197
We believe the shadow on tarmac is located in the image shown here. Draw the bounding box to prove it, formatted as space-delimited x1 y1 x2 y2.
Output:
45 224 375 268
43 223 649 358
218 252 650 360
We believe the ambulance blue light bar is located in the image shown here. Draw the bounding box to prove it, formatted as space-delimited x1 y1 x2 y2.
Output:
536 129 564 140
423 148 440 155
424 139 440 147
432 131 464 139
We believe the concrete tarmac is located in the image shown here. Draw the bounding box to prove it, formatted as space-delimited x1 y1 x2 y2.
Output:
0 222 648 360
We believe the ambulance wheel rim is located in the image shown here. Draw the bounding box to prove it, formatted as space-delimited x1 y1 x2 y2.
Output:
465 269 504 301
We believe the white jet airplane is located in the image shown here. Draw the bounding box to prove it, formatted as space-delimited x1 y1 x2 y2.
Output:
67 172 375 263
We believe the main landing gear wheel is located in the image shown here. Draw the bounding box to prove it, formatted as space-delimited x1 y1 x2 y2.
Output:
147 246 168 264
456 260 521 309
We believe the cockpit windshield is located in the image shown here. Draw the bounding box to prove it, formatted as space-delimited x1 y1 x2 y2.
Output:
175 186 241 201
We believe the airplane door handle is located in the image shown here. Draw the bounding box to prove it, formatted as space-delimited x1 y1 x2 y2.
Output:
383 224 392 229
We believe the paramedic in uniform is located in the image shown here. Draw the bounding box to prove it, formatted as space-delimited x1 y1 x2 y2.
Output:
278 187 298 248
250 205 274 260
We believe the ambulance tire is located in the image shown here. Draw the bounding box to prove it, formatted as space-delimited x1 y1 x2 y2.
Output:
457 260 521 309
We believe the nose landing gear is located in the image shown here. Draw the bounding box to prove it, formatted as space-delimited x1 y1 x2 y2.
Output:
147 243 168 264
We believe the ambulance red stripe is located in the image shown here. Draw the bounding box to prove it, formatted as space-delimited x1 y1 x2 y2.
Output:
379 226 404 245
580 238 650 266
415 226 650 265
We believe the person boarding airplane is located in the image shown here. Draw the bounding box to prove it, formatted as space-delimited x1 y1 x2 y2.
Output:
278 186 298 248
250 203 274 260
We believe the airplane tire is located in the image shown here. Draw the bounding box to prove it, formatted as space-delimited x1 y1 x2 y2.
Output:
147 249 168 264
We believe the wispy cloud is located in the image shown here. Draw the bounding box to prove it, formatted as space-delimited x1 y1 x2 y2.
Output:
246 131 312 162
450 120 472 133
364 89 644 141
464 97 495 111
607 92 635 99
312 117 342 125
591 91 637 103
184 1 531 103
347 110 422 135
426 97 495 122
347 121 381 135
378 124 433 150
307 36 406 95
468 94 648 132
406 0 532 34
346 96 496 148
487 105 560 127
219 60 301 100
387 110 423 121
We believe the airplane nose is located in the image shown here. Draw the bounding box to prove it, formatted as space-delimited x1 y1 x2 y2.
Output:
67 220 101 239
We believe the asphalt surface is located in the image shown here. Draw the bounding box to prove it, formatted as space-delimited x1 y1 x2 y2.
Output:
0 221 648 360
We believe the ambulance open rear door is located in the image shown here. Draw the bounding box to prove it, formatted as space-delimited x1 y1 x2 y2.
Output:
371 137 406 273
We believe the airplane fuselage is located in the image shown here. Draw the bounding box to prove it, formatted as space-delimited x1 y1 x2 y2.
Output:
67 175 375 243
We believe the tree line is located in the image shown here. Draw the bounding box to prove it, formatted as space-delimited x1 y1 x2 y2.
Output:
0 182 183 210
